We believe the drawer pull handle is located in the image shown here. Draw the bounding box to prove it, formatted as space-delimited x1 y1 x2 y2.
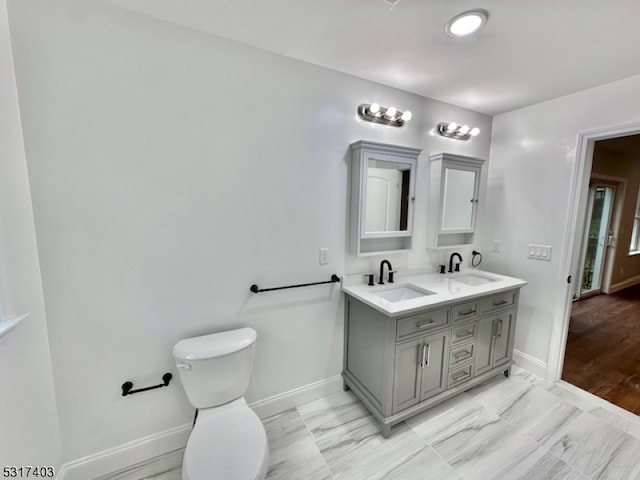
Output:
419 343 431 368
416 319 435 328
458 309 476 317
453 350 473 361
492 300 508 307
456 330 474 340
452 370 471 381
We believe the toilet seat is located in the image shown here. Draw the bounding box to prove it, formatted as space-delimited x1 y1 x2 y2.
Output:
183 405 269 480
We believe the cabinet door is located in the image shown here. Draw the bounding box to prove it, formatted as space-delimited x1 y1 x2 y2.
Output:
493 312 514 367
392 339 423 413
419 331 449 401
440 163 480 233
475 316 494 376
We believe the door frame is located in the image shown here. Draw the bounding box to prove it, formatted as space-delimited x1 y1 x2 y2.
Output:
547 121 640 381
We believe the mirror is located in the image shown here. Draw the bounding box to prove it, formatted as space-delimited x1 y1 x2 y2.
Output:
349 140 421 256
426 152 484 249
364 159 412 233
441 167 477 230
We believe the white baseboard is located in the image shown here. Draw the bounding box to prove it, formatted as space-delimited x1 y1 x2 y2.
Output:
513 349 547 378
57 423 191 480
608 274 640 293
57 375 343 479
249 375 343 419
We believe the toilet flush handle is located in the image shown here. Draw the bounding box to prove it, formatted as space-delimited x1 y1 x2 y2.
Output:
176 362 192 370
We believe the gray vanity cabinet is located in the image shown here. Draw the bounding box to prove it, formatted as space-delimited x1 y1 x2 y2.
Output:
343 287 521 438
392 331 449 414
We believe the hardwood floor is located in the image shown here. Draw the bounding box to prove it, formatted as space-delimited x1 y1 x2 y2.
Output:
562 284 640 414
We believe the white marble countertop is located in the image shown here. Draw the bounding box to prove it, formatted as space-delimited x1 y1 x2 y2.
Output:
341 270 527 317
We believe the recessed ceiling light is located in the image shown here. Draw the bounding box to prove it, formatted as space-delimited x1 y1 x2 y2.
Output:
445 9 489 37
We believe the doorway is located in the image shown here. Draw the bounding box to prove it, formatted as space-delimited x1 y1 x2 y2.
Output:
558 131 640 412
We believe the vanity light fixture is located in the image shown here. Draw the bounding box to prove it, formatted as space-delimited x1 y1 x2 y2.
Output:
445 9 489 37
357 103 412 127
437 122 480 141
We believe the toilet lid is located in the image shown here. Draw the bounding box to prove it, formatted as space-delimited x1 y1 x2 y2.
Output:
183 407 268 480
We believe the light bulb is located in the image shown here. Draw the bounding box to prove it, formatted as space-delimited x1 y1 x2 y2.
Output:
446 9 489 37
369 103 380 114
400 110 412 122
458 125 470 135
446 122 458 132
469 127 480 136
385 106 397 118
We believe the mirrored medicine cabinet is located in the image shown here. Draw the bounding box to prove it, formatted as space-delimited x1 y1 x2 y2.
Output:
426 152 485 249
349 140 421 256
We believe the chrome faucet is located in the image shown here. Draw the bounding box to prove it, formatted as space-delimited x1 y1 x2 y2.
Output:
379 259 394 285
448 252 462 273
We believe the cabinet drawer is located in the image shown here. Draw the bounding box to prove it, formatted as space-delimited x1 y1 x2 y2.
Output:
396 308 449 340
451 301 478 323
448 363 474 388
451 322 477 347
477 290 516 315
449 343 475 368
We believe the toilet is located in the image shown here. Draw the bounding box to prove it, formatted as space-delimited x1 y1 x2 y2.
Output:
173 327 269 480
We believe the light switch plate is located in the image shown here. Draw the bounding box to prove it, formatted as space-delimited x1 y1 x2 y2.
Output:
528 244 552 261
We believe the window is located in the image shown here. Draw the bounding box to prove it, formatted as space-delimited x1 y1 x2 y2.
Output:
630 188 640 254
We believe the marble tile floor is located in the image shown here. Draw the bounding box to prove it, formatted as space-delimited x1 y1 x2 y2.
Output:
98 366 640 480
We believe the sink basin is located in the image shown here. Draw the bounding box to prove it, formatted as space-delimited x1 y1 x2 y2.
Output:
376 285 435 303
451 273 497 286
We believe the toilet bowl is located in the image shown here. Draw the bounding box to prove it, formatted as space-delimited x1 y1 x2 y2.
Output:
173 328 269 480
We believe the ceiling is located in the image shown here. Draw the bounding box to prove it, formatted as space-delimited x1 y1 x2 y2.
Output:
105 0 640 116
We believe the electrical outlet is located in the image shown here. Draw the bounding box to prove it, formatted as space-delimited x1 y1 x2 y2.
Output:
492 240 502 253
319 248 329 265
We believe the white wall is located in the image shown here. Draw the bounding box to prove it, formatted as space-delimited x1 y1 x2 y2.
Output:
0 0 61 469
479 73 640 374
7 0 491 468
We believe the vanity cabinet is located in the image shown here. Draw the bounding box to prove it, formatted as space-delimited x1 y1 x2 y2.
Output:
343 288 519 438
349 140 421 256
426 153 485 249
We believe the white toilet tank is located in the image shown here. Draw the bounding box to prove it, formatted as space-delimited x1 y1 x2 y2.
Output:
173 327 257 409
